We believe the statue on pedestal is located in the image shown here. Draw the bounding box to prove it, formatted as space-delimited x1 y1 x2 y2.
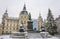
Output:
10 23 28 38
19 23 24 32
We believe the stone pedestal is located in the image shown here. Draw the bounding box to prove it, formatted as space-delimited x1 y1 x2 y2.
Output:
27 20 33 31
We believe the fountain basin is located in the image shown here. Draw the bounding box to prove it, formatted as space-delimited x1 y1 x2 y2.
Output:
40 32 52 38
10 32 28 38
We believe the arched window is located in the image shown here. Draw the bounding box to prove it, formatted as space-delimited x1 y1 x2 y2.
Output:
25 16 26 18
24 21 26 24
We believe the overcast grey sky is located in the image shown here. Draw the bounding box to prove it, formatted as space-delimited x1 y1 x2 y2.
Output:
0 0 60 23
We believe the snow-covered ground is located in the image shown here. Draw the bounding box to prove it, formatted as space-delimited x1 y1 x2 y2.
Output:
0 35 59 39
0 35 12 39
29 37 59 39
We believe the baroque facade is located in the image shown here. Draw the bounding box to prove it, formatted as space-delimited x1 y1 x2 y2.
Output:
37 14 43 31
2 4 29 34
0 4 43 34
0 24 3 34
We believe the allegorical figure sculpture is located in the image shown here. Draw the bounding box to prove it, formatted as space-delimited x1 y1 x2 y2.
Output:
19 23 25 32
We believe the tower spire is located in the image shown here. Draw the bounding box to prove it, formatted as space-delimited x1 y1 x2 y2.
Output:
5 9 7 13
38 13 43 22
4 8 8 13
23 4 26 11
39 13 41 18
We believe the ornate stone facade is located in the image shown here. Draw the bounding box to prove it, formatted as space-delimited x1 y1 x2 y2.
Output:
0 24 3 34
2 4 29 34
0 4 43 34
37 14 43 31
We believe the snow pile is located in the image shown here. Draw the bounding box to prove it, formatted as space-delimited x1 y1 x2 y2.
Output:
0 35 12 39
0 35 59 39
29 37 59 39
48 37 59 39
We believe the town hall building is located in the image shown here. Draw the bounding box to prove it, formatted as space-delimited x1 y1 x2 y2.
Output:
0 4 43 34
